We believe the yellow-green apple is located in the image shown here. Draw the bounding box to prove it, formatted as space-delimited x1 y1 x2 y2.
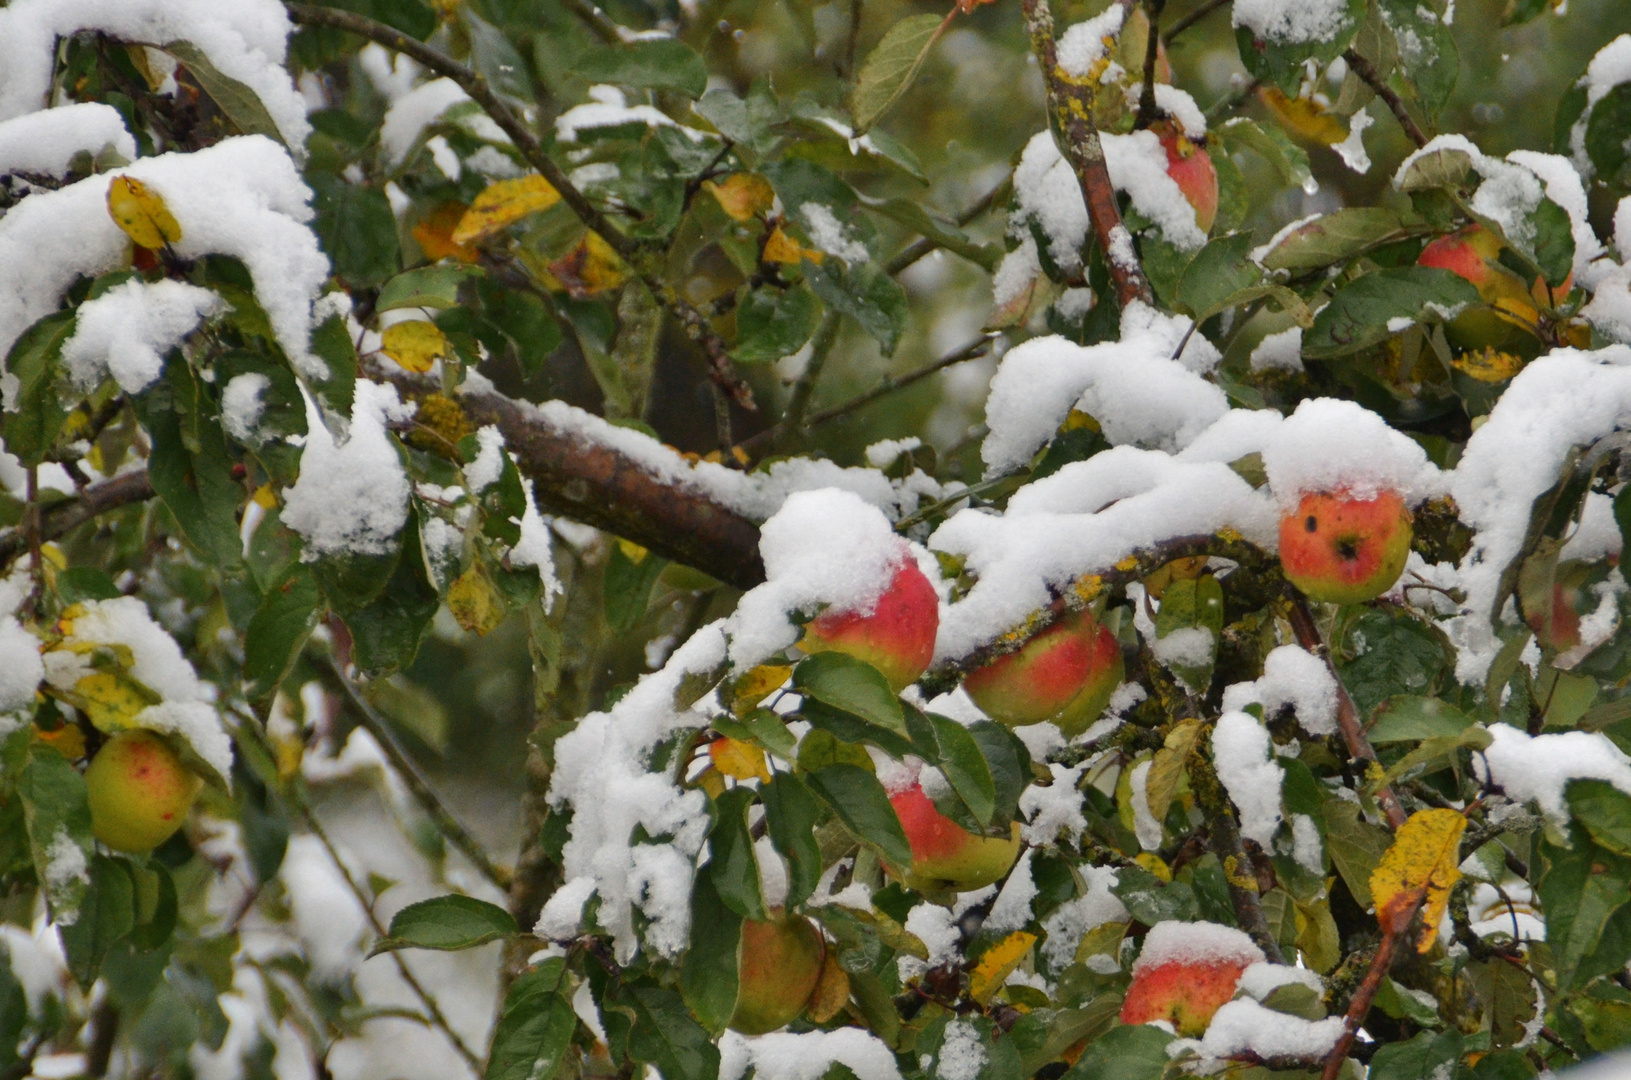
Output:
1417 225 1567 350
1279 489 1413 605
85 729 202 853
1119 922 1263 1035
889 781 1020 893
800 561 939 692
1154 121 1218 235
963 611 1123 737
729 910 825 1034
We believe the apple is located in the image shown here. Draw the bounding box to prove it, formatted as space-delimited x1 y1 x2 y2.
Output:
85 730 202 853
729 910 826 1034
800 560 939 692
1279 489 1412 605
1120 951 1256 1036
963 611 1123 737
889 781 1020 894
1154 122 1218 236
1417 225 1567 350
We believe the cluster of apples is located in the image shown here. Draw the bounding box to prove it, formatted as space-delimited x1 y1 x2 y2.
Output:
85 729 202 854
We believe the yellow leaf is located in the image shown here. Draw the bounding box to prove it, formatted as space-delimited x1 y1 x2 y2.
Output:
1452 347 1525 383
969 931 1037 1004
381 320 449 373
708 736 771 782
616 539 649 564
1257 87 1350 146
704 174 775 222
764 227 823 266
107 176 182 250
1369 807 1467 952
1135 853 1173 882
67 670 160 733
413 202 481 263
252 483 279 509
33 724 85 760
1144 719 1202 823
447 565 506 636
805 950 851 1022
547 231 628 299
451 175 561 245
731 664 791 716
694 765 727 799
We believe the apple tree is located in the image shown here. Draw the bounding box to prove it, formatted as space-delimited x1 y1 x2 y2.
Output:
2 0 1631 1077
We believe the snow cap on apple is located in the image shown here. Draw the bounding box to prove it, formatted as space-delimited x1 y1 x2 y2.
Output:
1120 920 1265 1035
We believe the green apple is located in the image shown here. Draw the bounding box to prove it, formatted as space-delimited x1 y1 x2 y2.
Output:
964 611 1123 737
1279 490 1413 605
889 781 1020 893
801 561 939 692
729 910 825 1034
85 729 202 853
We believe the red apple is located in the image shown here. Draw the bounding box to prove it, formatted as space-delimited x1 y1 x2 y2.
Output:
85 730 202 853
1155 122 1218 236
730 910 825 1034
889 781 1020 893
1279 489 1413 605
800 561 939 692
1417 225 1567 350
1119 921 1264 1036
963 611 1123 738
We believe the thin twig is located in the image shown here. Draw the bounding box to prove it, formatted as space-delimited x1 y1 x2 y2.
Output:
325 656 512 892
1286 594 1409 830
1321 910 1411 1080
558 0 622 43
1161 0 1227 44
1020 0 1153 307
893 469 1025 532
1135 0 1165 129
774 310 843 450
304 810 486 1076
1342 48 1428 149
882 178 1008 276
283 4 757 410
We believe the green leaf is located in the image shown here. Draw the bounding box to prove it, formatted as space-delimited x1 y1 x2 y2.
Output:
850 13 947 133
733 286 819 364
794 652 908 737
309 310 359 416
761 772 823 908
310 174 400 287
921 712 997 828
623 986 720 1080
1365 696 1472 743
694 81 783 159
707 788 767 922
1536 827 1631 989
1586 83 1631 184
1152 575 1223 693
1305 266 1480 358
1 311 74 467
805 764 912 869
58 856 136 991
604 542 666 633
862 196 999 271
1258 208 1407 273
21 748 94 925
370 894 518 955
1321 797 1392 909
134 362 244 568
1372 976 1440 1025
243 565 323 699
1369 1030 1462 1080
1234 0 1363 94
0 946 27 1072
968 721 1031 828
805 257 909 356
679 868 742 1033
1110 864 1200 925
1335 609 1451 716
341 513 440 674
164 41 285 143
486 962 579 1080
1566 779 1631 857
1176 233 1262 319
1379 0 1458 115
1061 1019 1174 1080
574 40 708 97
1216 118 1313 192
377 264 484 313
1528 196 1576 290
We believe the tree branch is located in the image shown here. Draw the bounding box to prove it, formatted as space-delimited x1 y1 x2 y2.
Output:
284 3 757 411
1342 48 1428 149
1135 0 1165 130
1321 906 1412 1080
1020 0 1154 308
0 469 157 571
1161 0 1227 44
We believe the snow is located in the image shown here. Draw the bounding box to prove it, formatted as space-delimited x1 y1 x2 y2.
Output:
1617 195 1631 261
0 0 310 153
0 102 134 178
1261 397 1442 509
61 278 225 394
464 426 507 492
1019 762 1090 845
1292 813 1324 874
541 624 726 959
1237 961 1323 1000
1221 645 1339 737
1449 347 1631 678
725 489 912 670
718 1029 903 1080
222 372 271 443
42 826 89 925
931 447 1274 661
1232 0 1353 43
1569 35 1631 178
985 848 1038 933
1128 759 1163 849
510 479 562 609
1151 627 1213 671
905 901 961 968
1125 84 1208 137
990 236 1041 314
42 597 233 778
1055 6 1126 78
1211 711 1284 847
1506 150 1604 282
1332 106 1373 174
801 204 869 266
556 86 701 142
1133 920 1264 971
1250 327 1305 373
282 381 415 559
1039 865 1126 970
980 301 1224 475
1475 723 1631 823
1198 999 1344 1058
0 617 43 713
0 136 330 372
381 80 468 166
865 437 923 469
936 1021 986 1080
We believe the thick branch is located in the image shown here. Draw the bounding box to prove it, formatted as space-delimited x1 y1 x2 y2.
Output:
284 3 757 410
1321 908 1412 1080
1020 0 1154 308
0 469 157 571
1343 48 1428 149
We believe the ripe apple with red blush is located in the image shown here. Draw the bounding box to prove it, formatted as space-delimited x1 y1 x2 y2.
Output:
888 781 1020 894
1153 121 1218 236
1417 225 1567 352
729 910 826 1034
1119 921 1264 1036
964 610 1123 737
800 558 939 692
1279 489 1413 605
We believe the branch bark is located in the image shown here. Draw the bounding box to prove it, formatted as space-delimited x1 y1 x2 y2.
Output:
1020 0 1154 308
0 469 157 571
1343 48 1429 150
